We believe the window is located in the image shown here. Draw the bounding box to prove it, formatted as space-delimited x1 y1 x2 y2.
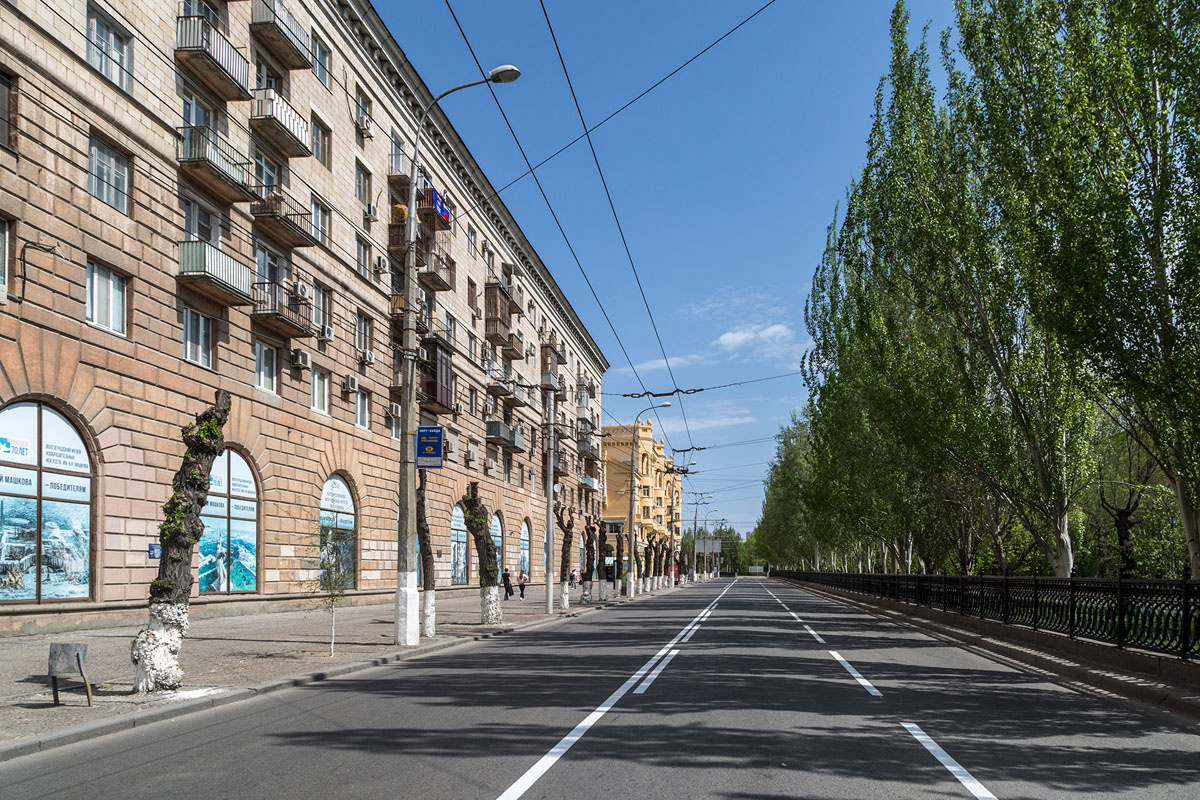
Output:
182 307 213 367
640 485 650 497
444 313 455 346
355 310 373 352
520 520 531 575
88 136 129 214
311 117 330 168
1 219 10 296
642 506 650 519
255 243 285 284
467 279 477 312
182 90 213 128
311 33 331 87
355 163 371 207
254 341 276 392
183 198 219 242
0 73 13 150
85 261 126 334
253 149 280 193
320 475 356 589
355 87 372 123
390 134 406 174
0 401 94 603
311 196 330 244
87 7 131 92
490 513 504 572
312 284 331 330
390 410 402 440
254 59 280 92
468 386 477 416
450 505 468 585
355 390 369 428
355 236 371 277
199 449 259 593
467 225 477 255
467 332 477 364
311 367 329 412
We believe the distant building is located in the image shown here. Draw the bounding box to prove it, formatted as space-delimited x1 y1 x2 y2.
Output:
0 0 606 630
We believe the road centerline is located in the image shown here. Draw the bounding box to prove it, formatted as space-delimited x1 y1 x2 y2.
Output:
633 650 680 694
829 650 883 697
901 722 997 799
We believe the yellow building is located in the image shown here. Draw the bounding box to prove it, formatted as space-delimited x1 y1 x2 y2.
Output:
601 419 681 592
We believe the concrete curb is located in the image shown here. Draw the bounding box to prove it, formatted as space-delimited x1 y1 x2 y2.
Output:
780 578 1200 724
0 588 684 764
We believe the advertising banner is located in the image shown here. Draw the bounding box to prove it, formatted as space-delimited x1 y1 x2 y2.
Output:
416 426 444 469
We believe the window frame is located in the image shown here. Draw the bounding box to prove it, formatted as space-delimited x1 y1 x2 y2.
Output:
311 367 330 413
355 310 373 352
0 72 14 151
86 6 132 92
355 389 370 428
355 236 371 278
310 196 330 245
311 283 331 330
355 162 371 207
85 260 127 335
254 340 277 393
311 33 331 88
311 115 330 168
0 218 9 298
182 306 214 368
88 135 130 214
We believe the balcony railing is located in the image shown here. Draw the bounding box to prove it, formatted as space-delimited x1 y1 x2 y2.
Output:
578 474 598 491
485 365 513 396
417 187 451 231
388 152 412 193
251 280 312 336
509 429 526 453
250 0 310 70
178 240 253 305
579 438 600 461
505 384 530 408
250 186 316 248
177 126 256 203
422 321 453 348
175 15 250 101
250 88 310 157
485 316 511 348
486 419 512 446
417 361 454 414
502 330 523 360
417 256 452 292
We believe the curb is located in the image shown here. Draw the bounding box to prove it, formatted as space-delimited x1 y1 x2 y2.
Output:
0 588 686 764
782 579 1200 724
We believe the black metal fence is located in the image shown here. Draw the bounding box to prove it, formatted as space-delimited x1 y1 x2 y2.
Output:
774 571 1200 661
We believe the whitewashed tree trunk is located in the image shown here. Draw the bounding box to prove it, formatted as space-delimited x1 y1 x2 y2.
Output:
481 585 502 625
131 601 189 693
581 580 593 603
599 580 609 602
329 605 336 657
421 589 436 638
559 580 570 609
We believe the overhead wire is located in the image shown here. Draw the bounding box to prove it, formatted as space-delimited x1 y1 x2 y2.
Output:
606 370 805 399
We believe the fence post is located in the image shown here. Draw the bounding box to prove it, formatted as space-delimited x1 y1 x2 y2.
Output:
1116 568 1125 649
1181 569 1191 663
980 573 985 620
1002 572 1010 625
1069 568 1076 640
1033 569 1039 631
959 572 965 616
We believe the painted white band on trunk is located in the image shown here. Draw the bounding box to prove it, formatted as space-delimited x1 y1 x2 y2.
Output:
901 722 997 800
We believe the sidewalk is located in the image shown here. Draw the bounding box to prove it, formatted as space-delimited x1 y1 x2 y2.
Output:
0 582 652 758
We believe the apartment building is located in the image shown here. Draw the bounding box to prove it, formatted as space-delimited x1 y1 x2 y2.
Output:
0 0 606 629
601 420 681 587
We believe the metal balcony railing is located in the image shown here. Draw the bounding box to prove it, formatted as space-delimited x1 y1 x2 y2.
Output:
251 280 311 334
250 185 314 246
177 126 254 196
178 240 252 303
175 15 249 100
251 88 310 156
250 0 310 69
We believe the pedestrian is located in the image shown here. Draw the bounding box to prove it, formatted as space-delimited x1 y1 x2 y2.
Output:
570 568 577 588
518 569 527 600
502 567 513 600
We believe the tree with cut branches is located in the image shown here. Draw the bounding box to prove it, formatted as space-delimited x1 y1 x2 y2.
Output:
461 482 501 624
580 515 598 603
555 504 576 609
417 469 436 636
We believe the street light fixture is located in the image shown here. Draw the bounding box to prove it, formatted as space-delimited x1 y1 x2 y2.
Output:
396 66 520 646
627 402 670 598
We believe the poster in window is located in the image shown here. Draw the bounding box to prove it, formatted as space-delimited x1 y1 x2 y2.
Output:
0 403 37 467
41 407 90 474
197 515 228 594
0 495 37 601
228 517 257 592
38 500 90 600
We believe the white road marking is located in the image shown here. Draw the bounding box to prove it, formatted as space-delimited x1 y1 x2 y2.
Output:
803 624 826 644
829 651 882 697
788 610 802 622
495 579 737 800
901 722 997 799
634 650 680 694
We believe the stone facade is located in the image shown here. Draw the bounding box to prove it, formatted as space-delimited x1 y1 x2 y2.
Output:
0 0 606 631
601 420 681 583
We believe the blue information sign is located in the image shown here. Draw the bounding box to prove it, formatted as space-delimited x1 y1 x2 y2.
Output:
148 543 162 559
416 426 444 469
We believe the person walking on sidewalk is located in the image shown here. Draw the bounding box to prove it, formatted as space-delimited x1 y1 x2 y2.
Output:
518 569 527 599
502 568 514 601
569 568 577 589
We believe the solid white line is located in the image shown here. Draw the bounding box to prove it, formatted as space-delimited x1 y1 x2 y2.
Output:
681 624 702 643
495 581 734 800
803 624 826 644
788 610 802 622
634 649 680 694
829 651 882 697
901 723 997 800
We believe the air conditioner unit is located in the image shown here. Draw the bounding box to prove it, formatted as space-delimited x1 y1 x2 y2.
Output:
465 445 478 463
444 438 455 454
454 402 464 414
484 457 497 474
374 255 387 274
319 325 335 342
290 348 311 369
342 374 359 393
295 283 311 300
472 306 482 320
355 111 374 138
359 350 375 365
387 402 402 418
364 203 379 222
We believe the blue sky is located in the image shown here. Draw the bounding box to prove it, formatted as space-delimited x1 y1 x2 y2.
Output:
381 0 956 537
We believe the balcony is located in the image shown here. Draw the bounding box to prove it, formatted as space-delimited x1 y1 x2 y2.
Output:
417 361 454 415
505 384 530 408
485 366 512 397
388 223 407 256
387 152 412 195
509 429 526 453
175 16 251 101
546 331 566 364
487 276 524 316
550 450 568 478
579 438 600 462
486 419 512 447
251 280 312 336
578 474 598 491
250 0 310 70
417 187 451 232
422 321 453 349
177 127 256 203
250 186 316 248
575 402 591 421
417 255 452 292
178 240 253 305
485 316 511 349
250 88 311 157
388 292 406 321
540 368 559 389
502 330 523 360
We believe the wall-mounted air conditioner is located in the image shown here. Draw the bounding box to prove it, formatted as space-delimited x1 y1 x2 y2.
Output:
360 350 375 365
364 203 379 223
319 325 335 342
342 374 360 393
291 349 311 369
387 402 402 418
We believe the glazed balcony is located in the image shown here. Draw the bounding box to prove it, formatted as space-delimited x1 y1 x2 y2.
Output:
250 186 316 248
579 437 600 462
502 330 523 361
250 0 310 70
578 474 598 491
250 88 311 157
540 366 559 389
487 276 523 316
417 361 454 415
387 292 406 322
504 384 530 408
485 365 512 397
418 254 452 292
251 280 311 336
387 151 412 195
175 15 251 101
508 428 526 453
485 316 511 349
421 321 453 349
177 126 256 203
178 240 253 305
485 419 511 448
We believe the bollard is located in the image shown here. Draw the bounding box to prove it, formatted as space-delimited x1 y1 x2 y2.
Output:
48 643 93 706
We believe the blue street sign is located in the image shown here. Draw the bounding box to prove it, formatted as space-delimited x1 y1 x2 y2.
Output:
148 543 162 559
416 426 444 469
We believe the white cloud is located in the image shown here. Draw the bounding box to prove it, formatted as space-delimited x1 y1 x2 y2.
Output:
619 352 713 374
658 414 758 435
714 323 795 351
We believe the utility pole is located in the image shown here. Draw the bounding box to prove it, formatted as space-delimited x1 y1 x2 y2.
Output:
544 386 556 615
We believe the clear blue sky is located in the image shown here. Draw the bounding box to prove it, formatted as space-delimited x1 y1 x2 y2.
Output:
380 0 956 537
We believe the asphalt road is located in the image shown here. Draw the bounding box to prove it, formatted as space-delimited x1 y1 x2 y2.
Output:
2 579 1198 799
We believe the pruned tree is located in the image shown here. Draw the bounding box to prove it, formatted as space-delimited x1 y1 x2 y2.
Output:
131 390 231 693
596 522 609 601
555 504 576 609
417 469 437 636
461 482 501 624
581 515 598 603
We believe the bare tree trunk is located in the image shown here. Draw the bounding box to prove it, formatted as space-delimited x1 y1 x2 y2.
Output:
556 506 575 610
131 390 231 693
417 470 436 637
581 517 597 603
461 483 501 625
598 525 609 601
1169 478 1200 579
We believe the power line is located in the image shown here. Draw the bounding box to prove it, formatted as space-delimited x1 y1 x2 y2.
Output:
606 370 805 399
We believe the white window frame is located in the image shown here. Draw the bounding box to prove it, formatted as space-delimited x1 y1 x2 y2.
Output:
0 218 8 297
311 116 330 168
311 196 330 244
87 6 132 92
254 340 277 392
85 261 127 334
355 236 371 277
312 283 331 330
355 310 372 352
88 136 129 214
182 306 213 368
311 33 331 88
311 368 329 412
355 162 371 207
355 390 369 428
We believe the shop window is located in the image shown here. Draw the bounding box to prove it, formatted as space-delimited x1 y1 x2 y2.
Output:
490 513 503 573
320 475 356 588
450 504 468 585
198 449 258 593
520 519 530 576
0 402 92 603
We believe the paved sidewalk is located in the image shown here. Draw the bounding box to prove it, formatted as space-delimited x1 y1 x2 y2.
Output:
0 582 656 755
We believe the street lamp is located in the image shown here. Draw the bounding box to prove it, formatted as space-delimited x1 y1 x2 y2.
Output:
627 402 670 598
666 460 694 586
396 65 520 646
703 509 722 579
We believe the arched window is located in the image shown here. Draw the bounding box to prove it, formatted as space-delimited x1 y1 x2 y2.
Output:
519 519 530 575
320 475 356 589
641 454 649 474
0 402 92 603
199 449 258 593
490 513 503 573
450 504 468 585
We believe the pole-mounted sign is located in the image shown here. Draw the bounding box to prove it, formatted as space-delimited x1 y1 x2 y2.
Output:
415 426 444 469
